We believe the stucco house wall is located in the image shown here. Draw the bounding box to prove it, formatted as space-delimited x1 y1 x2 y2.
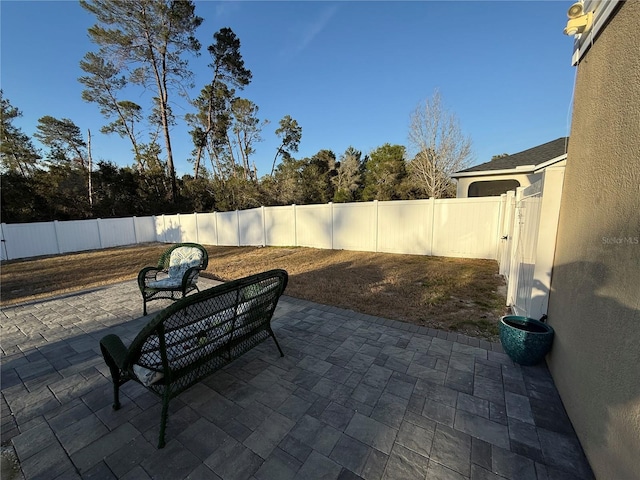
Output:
546 2 640 479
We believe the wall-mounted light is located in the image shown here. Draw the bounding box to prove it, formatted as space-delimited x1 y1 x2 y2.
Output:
564 1 593 36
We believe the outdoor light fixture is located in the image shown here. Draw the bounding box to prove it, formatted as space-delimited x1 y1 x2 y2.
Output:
564 1 593 36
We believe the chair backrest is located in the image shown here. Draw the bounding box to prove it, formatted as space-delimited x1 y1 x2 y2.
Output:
168 246 204 280
156 243 209 276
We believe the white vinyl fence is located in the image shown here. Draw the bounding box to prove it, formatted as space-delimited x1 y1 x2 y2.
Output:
0 198 503 261
1 180 566 319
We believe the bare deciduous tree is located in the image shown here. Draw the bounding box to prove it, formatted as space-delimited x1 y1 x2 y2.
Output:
408 91 473 198
332 146 362 202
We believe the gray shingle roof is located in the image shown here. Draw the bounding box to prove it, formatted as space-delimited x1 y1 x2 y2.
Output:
456 137 569 174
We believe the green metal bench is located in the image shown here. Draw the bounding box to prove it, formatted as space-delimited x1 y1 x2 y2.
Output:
138 243 209 315
101 269 288 448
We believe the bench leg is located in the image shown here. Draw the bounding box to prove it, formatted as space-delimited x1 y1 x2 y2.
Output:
158 394 170 449
112 382 122 410
100 342 123 409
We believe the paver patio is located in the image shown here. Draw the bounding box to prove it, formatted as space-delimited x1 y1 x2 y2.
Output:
1 279 593 480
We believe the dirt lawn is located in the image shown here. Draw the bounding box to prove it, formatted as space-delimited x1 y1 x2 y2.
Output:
0 244 507 341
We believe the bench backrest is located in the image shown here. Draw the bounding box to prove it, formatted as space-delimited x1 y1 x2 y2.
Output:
127 269 288 393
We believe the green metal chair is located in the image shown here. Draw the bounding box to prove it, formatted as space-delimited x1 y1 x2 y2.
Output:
138 243 209 315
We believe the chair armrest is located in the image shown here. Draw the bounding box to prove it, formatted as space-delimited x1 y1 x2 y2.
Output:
181 266 204 289
138 266 164 290
100 334 130 371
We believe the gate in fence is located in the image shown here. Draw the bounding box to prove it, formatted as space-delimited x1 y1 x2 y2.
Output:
499 164 566 318
506 181 544 315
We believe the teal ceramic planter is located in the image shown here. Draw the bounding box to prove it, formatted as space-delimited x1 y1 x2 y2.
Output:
499 315 554 366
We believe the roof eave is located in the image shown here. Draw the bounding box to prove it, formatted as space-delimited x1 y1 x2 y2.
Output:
452 153 567 179
533 154 568 173
452 168 533 179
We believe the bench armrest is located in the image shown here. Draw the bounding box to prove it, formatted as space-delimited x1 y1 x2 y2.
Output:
100 334 129 371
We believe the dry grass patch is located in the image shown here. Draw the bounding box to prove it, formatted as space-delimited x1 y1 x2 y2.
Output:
1 243 507 340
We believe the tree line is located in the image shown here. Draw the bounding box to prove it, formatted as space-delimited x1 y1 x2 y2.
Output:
1 0 473 224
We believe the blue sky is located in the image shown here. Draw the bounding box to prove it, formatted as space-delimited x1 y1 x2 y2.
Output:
1 1 577 178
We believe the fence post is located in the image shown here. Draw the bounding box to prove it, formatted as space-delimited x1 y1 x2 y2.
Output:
496 195 507 264
214 211 219 246
96 218 104 248
428 197 435 256
132 216 138 244
53 220 62 254
194 212 199 244
329 202 334 250
261 206 266 247
374 200 379 253
236 210 241 246
292 204 297 247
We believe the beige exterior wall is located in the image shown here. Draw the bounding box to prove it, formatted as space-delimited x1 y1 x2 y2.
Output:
455 171 540 198
547 2 640 479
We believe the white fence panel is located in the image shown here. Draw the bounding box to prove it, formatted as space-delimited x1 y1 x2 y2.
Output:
296 204 332 249
264 206 295 246
154 216 166 243
195 213 217 245
1 222 59 260
217 211 240 246
134 216 157 243
332 202 376 252
377 200 433 255
177 214 198 243
432 198 501 259
239 208 264 246
56 220 101 254
98 218 137 248
164 215 183 243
